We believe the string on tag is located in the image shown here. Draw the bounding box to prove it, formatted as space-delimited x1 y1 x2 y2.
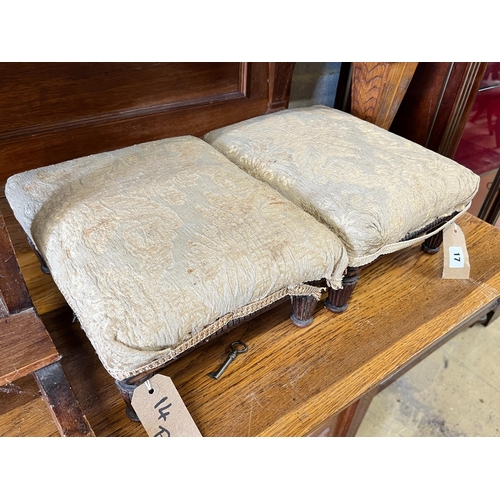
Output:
131 374 202 437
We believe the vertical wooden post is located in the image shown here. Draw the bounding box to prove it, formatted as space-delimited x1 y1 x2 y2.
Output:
33 362 95 437
267 62 296 113
351 62 418 130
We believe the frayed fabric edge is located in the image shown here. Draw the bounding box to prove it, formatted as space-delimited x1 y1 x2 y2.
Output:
108 282 330 380
287 284 324 301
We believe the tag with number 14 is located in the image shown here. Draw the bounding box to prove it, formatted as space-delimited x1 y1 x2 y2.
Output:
131 374 202 437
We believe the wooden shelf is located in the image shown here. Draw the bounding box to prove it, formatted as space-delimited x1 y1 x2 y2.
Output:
2 202 500 437
158 213 500 436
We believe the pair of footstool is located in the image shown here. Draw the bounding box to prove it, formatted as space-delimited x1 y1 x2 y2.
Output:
5 106 479 420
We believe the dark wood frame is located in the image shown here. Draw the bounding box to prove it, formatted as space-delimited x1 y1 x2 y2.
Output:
0 210 94 436
388 62 500 225
389 62 488 157
477 168 500 224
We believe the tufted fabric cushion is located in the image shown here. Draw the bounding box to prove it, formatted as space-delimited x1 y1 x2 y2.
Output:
5 136 348 380
204 105 480 267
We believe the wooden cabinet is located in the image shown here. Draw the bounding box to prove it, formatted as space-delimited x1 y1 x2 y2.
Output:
390 62 487 157
454 64 500 225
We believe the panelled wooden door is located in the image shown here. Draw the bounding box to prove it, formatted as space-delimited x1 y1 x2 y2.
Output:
0 62 294 187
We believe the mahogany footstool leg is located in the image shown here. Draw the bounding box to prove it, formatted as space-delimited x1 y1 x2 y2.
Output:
27 236 50 274
290 294 320 327
421 230 444 254
325 266 362 313
116 376 154 422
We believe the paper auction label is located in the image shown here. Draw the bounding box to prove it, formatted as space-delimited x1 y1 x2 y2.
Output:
131 374 202 437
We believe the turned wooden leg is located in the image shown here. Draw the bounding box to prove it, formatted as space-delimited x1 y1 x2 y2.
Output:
325 266 362 313
290 294 319 327
421 230 444 254
115 378 143 422
27 237 50 274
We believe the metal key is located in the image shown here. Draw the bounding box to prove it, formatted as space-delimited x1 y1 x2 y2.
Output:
207 341 248 380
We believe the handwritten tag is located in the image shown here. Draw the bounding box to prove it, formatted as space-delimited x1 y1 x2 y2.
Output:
131 374 202 437
442 223 470 279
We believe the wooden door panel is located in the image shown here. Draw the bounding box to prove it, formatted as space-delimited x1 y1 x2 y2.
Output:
0 62 290 186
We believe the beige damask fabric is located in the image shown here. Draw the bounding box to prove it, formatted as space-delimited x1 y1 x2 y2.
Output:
5 136 348 380
204 105 480 267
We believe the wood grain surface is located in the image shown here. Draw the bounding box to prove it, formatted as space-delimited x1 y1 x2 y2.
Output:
351 62 418 130
0 63 290 187
0 310 60 385
0 205 94 436
8 61 492 437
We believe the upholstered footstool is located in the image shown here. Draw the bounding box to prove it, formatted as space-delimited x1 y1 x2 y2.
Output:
5 136 348 419
204 105 480 312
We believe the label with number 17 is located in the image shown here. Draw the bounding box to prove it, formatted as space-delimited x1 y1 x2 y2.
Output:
449 246 465 269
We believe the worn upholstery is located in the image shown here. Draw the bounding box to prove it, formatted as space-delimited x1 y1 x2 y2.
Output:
204 105 480 267
5 136 348 380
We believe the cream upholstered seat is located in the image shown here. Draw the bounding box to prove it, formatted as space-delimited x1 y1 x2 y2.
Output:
5 136 348 389
204 105 480 311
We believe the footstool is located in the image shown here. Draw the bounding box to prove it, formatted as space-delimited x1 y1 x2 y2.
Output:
5 136 348 419
204 105 480 312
